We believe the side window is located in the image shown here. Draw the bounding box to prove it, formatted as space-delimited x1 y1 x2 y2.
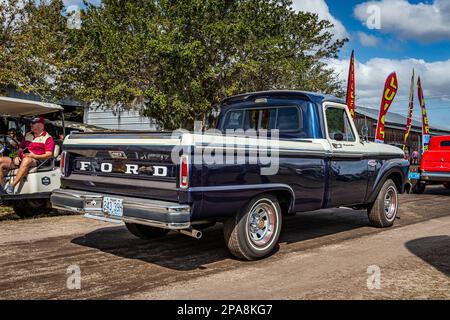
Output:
326 107 355 142
223 110 244 130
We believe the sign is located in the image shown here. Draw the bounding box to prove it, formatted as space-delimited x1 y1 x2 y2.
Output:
346 50 356 119
417 77 430 152
375 72 398 143
402 69 415 152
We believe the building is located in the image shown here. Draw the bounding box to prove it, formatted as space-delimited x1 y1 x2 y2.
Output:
354 105 450 155
84 106 159 131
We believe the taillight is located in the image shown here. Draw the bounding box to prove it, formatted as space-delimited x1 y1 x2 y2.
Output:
60 151 67 177
180 154 189 189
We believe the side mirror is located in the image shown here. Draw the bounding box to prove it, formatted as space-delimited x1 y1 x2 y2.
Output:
334 133 344 141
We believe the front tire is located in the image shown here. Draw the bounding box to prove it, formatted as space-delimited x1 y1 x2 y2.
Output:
223 194 282 260
368 179 399 228
443 182 450 190
125 223 169 239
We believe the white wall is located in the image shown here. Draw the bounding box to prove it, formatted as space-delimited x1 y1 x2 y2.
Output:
84 107 159 131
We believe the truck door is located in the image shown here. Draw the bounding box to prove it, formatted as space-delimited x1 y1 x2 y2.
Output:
324 103 369 207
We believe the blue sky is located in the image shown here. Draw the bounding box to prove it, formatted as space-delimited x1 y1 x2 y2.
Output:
62 0 450 130
293 0 450 130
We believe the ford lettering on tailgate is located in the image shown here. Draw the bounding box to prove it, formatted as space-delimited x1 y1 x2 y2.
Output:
74 159 172 178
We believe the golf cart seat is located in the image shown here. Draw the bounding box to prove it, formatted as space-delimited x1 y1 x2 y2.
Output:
28 142 61 173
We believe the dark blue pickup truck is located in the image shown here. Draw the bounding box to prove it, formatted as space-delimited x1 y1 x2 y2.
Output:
51 91 409 260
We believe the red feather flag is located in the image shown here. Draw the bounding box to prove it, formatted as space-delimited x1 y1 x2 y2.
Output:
375 72 398 143
346 50 356 119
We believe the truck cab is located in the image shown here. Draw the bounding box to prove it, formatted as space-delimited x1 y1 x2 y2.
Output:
51 91 409 260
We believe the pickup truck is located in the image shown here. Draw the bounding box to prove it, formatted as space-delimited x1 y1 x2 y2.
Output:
412 135 450 193
51 91 409 260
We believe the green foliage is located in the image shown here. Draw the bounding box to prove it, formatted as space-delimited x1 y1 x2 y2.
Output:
0 0 69 99
3 0 347 130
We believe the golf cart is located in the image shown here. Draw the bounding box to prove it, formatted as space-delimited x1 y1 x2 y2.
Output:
0 96 65 217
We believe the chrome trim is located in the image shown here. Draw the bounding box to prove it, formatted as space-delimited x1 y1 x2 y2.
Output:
84 213 123 224
51 189 191 230
421 172 450 181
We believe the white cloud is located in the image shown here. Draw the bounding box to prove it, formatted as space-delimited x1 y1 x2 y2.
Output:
291 0 349 40
327 57 450 127
354 0 450 42
357 31 381 47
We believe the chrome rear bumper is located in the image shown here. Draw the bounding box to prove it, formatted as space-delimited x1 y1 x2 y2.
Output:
421 172 450 182
51 189 191 230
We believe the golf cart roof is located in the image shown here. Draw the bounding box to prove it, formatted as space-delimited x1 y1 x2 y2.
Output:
0 96 63 117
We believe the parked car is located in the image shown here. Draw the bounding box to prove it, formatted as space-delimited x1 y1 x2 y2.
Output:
51 91 409 260
411 136 450 194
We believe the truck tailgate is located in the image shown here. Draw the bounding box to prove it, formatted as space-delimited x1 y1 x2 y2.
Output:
421 150 450 172
61 132 183 202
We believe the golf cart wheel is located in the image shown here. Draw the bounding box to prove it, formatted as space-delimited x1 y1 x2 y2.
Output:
368 179 399 228
13 199 49 218
125 223 169 239
223 194 282 260
413 182 426 194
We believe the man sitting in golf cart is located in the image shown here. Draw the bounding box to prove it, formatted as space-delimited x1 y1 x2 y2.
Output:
0 116 54 194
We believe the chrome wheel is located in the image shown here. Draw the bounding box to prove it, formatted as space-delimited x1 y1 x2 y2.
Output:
246 200 277 248
384 186 397 220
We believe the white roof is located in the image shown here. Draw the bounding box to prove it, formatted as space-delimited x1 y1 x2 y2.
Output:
0 96 63 117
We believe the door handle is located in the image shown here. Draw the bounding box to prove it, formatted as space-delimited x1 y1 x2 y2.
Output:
332 143 342 149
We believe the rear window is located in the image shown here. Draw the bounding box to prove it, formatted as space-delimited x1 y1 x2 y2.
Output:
222 107 302 132
441 141 450 147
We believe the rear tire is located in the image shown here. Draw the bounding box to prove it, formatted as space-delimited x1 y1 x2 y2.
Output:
125 223 169 239
368 179 399 228
413 182 426 194
13 199 48 218
223 194 282 260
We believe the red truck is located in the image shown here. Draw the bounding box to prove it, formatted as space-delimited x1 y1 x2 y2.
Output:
412 136 450 193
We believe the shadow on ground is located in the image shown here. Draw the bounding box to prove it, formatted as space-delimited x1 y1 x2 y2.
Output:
71 208 372 271
405 235 450 277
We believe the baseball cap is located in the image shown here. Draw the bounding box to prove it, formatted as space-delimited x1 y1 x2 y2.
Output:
30 116 45 125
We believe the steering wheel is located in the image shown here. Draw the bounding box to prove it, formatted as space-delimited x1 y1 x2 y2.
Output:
0 135 20 155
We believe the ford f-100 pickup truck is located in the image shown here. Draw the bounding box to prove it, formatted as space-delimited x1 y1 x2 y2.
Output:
51 91 409 260
412 135 450 193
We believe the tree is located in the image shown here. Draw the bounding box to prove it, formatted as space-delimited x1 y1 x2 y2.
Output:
0 1 70 99
65 0 347 130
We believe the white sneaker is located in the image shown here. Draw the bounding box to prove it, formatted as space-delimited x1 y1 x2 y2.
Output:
5 185 13 195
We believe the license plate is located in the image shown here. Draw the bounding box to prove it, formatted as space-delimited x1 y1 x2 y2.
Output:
103 197 123 217
408 172 421 180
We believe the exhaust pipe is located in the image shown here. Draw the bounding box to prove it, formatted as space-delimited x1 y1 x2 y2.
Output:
177 228 202 239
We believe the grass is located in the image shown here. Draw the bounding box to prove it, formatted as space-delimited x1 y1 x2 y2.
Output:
0 205 18 221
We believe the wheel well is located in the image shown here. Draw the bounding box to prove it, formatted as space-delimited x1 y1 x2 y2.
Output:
271 190 294 215
387 172 403 193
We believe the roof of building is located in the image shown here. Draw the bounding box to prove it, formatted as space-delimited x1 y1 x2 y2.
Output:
355 105 450 134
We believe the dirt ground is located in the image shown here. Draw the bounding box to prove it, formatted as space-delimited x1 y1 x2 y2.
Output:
0 186 449 300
